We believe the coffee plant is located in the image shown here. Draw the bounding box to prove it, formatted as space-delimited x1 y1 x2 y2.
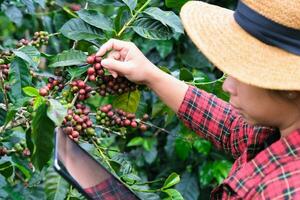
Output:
0 0 236 199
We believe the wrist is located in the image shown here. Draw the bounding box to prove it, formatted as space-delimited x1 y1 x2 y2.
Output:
144 64 165 88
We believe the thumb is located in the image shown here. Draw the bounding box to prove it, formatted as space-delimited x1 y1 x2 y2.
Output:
101 58 128 75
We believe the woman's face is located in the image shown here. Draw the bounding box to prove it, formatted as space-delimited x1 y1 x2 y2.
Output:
222 76 298 128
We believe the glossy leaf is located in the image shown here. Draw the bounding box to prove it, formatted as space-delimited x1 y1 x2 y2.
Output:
13 46 40 69
47 99 67 126
49 49 87 68
175 138 192 160
133 17 173 40
163 189 184 200
8 58 31 103
23 86 40 97
113 90 140 113
127 137 144 147
77 9 113 31
45 166 69 200
163 172 180 189
179 68 193 82
67 65 89 80
121 0 137 11
165 0 188 10
143 7 184 34
60 18 104 41
175 172 199 200
31 103 55 170
4 5 23 26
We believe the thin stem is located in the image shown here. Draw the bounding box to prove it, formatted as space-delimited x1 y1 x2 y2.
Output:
62 6 78 18
133 178 164 185
92 139 116 174
136 119 171 134
48 32 61 37
131 187 161 193
186 73 227 86
117 0 151 37
92 124 123 136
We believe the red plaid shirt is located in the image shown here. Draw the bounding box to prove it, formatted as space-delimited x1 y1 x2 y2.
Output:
177 86 300 199
84 177 138 200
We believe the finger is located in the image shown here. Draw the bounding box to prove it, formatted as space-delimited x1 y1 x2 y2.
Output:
101 58 129 75
96 39 130 57
109 70 118 78
106 51 121 60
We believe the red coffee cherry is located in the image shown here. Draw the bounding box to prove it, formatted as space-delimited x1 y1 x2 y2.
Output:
39 88 48 96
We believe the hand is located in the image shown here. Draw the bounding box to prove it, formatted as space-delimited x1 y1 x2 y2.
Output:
96 38 158 85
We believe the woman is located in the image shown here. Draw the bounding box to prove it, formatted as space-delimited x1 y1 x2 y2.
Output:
92 0 300 199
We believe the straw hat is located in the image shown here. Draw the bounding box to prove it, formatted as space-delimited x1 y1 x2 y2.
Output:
180 0 300 90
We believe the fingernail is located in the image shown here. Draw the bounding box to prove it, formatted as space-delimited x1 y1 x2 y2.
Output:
101 59 108 66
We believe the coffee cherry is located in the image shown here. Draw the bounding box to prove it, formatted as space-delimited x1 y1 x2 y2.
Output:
39 87 48 96
87 67 95 75
139 124 148 132
86 55 96 64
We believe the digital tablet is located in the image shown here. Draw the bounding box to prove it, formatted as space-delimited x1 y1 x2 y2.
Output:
53 127 139 200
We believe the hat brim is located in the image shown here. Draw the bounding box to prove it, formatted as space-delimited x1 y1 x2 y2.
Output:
180 1 300 90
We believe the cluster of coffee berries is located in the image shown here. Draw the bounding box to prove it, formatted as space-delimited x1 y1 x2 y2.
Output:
96 104 148 131
0 146 8 157
16 38 30 48
0 63 10 80
14 140 31 157
0 51 13 61
86 54 104 81
62 103 95 141
70 80 92 101
39 77 64 97
97 75 137 96
31 31 49 47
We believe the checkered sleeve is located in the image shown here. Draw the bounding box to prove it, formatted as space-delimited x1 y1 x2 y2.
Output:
177 86 274 158
84 178 137 200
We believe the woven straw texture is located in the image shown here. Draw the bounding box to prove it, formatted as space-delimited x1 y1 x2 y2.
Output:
180 1 300 90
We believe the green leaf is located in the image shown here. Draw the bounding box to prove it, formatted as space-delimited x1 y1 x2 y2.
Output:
21 0 35 14
179 68 193 82
45 166 69 200
47 99 67 126
13 46 40 69
60 18 105 41
49 49 87 68
163 189 184 200
67 65 89 80
193 139 212 155
0 157 14 179
127 137 144 147
133 17 173 40
31 103 55 170
163 172 180 189
33 96 45 110
121 0 137 11
77 9 113 31
4 5 23 26
165 0 188 11
175 138 192 160
113 90 140 113
156 40 173 58
23 86 40 97
175 172 199 200
143 7 184 34
8 58 31 102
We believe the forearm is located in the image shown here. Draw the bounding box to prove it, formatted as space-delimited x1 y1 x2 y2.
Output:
145 65 189 112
